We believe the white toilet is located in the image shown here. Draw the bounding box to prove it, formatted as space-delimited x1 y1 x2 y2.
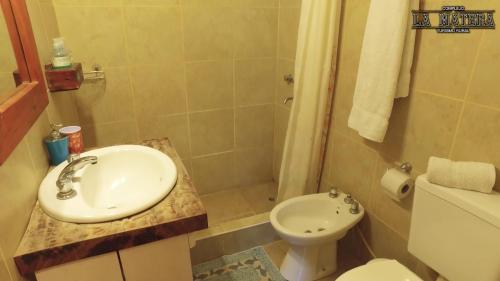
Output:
336 258 421 281
270 191 364 281
337 175 500 281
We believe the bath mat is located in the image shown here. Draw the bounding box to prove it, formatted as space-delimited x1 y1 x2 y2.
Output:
192 246 286 281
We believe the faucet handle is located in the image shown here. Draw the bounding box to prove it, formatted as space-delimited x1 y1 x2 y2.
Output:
67 153 80 163
350 200 360 214
344 193 354 204
56 177 77 200
329 187 339 198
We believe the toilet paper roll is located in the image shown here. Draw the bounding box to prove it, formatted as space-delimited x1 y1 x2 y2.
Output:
380 168 413 201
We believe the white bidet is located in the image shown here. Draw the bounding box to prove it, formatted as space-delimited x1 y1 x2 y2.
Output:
270 191 364 281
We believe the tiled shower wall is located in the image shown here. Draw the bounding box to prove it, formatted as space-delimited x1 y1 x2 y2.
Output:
321 0 500 279
49 0 299 194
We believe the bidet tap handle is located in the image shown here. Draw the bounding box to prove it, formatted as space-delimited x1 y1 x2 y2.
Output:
350 201 360 214
344 193 353 204
329 187 339 198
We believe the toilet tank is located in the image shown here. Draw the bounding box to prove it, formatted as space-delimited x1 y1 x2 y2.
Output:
408 175 500 281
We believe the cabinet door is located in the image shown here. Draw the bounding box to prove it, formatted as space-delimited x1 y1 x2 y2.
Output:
119 234 192 281
35 252 123 281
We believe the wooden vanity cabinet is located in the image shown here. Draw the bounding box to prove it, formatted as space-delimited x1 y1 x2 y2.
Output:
35 234 193 281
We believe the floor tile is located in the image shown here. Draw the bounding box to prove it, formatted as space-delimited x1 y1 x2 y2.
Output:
240 182 278 213
200 189 255 226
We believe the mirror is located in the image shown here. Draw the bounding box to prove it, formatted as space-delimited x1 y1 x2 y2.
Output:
0 0 48 165
0 11 17 101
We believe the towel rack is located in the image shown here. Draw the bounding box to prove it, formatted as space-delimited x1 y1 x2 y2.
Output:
83 64 105 81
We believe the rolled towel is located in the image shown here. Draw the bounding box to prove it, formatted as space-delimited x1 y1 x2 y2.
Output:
427 157 496 193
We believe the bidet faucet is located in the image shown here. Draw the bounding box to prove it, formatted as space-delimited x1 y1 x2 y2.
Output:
344 193 354 204
56 156 98 200
350 201 360 214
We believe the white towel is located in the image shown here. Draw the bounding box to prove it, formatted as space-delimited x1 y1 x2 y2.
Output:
427 157 496 193
348 0 418 142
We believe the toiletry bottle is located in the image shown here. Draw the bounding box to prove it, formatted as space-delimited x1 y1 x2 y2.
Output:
44 124 69 166
52 37 72 69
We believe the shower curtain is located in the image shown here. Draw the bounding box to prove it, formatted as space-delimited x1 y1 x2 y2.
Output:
277 0 341 201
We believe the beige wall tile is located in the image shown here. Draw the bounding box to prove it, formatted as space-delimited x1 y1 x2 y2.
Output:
235 147 273 186
131 64 187 118
0 248 12 281
413 30 482 99
54 5 126 68
234 8 278 59
466 29 500 108
47 92 81 125
26 0 52 65
181 0 233 7
235 58 276 106
0 140 38 256
236 105 274 148
124 6 183 65
279 0 301 8
75 67 135 126
452 104 500 186
0 13 17 73
327 133 377 207
192 152 236 194
377 91 463 172
53 0 123 5
189 109 234 156
124 0 179 5
181 158 193 175
39 2 61 51
82 120 139 147
137 114 191 158
278 7 300 60
183 6 234 61
26 111 51 179
185 61 233 111
0 75 16 102
238 0 278 8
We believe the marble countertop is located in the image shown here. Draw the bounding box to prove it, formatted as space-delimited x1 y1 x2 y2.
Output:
14 138 208 276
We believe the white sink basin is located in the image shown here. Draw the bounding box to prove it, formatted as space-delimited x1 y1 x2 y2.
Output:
38 145 177 223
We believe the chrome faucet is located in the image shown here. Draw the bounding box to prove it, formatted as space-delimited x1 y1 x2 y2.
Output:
56 156 98 200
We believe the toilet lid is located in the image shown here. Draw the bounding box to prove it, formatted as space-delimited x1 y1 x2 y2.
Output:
336 259 423 281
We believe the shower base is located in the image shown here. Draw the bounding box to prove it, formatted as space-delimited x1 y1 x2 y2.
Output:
199 181 277 227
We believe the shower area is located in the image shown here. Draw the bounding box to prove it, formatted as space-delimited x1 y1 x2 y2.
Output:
43 1 302 227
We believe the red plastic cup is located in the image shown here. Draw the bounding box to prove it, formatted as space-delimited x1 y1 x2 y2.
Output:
59 126 84 154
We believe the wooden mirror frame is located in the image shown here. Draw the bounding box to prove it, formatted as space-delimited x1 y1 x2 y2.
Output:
0 0 48 165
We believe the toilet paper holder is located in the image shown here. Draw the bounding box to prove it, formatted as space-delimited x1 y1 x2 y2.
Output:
397 162 412 174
